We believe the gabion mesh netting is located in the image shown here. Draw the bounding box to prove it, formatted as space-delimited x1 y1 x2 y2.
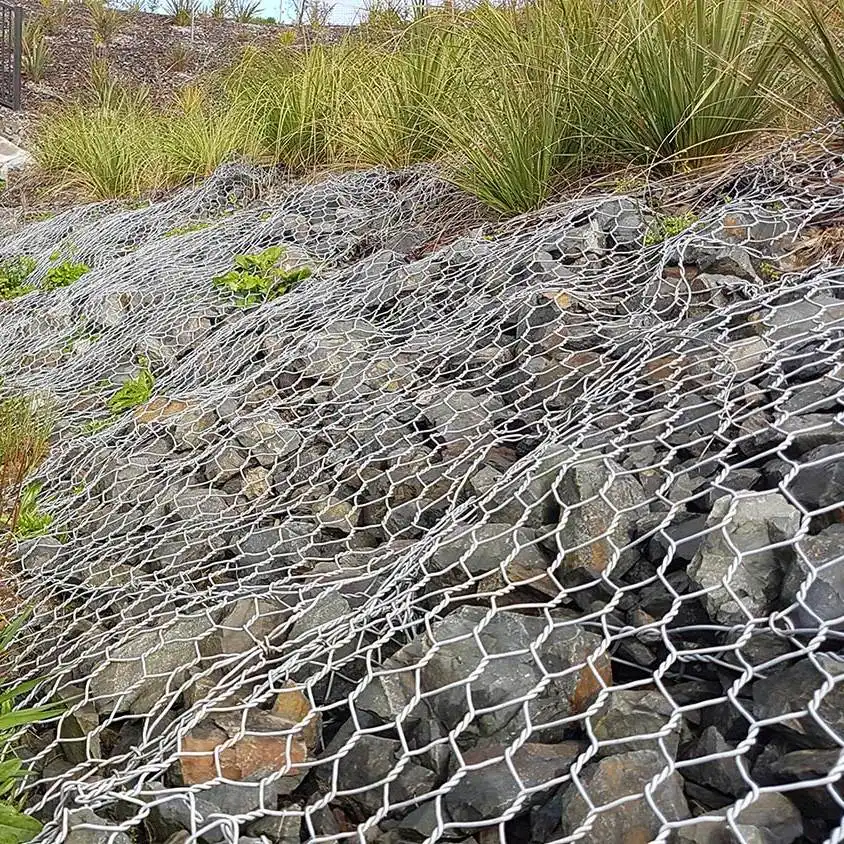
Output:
1 123 844 844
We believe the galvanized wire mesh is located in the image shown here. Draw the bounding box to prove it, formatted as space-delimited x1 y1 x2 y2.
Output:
1 124 844 844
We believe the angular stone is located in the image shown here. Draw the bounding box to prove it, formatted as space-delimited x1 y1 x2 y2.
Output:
234 522 314 579
695 245 757 281
287 591 350 641
588 689 680 759
787 443 844 513
247 811 302 843
319 733 437 816
177 709 307 791
753 296 844 344
240 466 271 500
752 654 844 748
429 522 549 586
416 388 505 451
682 726 748 797
675 793 802 844
554 456 649 578
416 606 610 744
272 683 320 751
203 597 290 657
313 495 358 534
202 446 248 485
688 493 801 625
65 808 132 844
299 319 378 380
232 413 302 468
443 741 583 823
56 685 101 764
89 615 217 714
560 750 690 843
781 523 844 629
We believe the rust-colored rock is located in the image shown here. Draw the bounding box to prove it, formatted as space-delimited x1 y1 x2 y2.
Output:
272 682 321 751
177 709 307 786
133 397 189 424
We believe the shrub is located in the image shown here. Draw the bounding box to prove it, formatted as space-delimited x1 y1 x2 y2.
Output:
21 22 49 83
41 261 90 292
210 0 226 17
213 246 312 307
86 0 123 44
0 258 37 301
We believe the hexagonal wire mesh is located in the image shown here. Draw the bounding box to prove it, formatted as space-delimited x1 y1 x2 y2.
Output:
0 123 843 844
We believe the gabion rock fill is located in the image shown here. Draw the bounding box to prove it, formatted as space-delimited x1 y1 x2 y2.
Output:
1 126 844 844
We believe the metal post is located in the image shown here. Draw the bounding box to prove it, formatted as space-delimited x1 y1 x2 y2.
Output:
11 4 21 110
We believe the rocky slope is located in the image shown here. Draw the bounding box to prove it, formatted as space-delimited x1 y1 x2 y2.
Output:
1 124 843 844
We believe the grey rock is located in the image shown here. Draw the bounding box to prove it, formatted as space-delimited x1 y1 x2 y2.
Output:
682 726 748 797
755 296 844 344
695 245 757 281
240 466 272 500
554 455 649 578
594 197 648 247
88 615 217 714
234 522 314 579
65 809 132 844
777 413 844 456
443 741 583 823
167 487 231 521
675 793 802 844
203 446 248 485
320 733 436 816
299 319 378 380
781 523 844 629
416 388 505 450
688 493 801 625
588 689 681 759
203 597 290 657
312 495 358 533
287 591 350 641
787 443 844 512
145 791 226 844
232 413 302 468
428 521 548 584
752 654 844 748
647 513 709 567
363 605 610 745
560 750 690 843
56 685 100 764
247 810 302 843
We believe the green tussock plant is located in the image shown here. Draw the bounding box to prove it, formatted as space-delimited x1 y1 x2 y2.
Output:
213 246 312 307
107 357 155 415
229 0 261 22
342 19 469 167
232 43 348 167
164 0 195 25
34 97 161 199
644 210 699 244
601 0 790 167
770 0 844 114
160 87 257 182
86 0 123 44
42 261 90 292
38 0 72 32
22 22 50 83
0 258 37 301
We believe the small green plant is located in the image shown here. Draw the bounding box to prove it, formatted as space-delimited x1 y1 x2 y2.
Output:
42 261 90 292
38 0 72 32
210 0 226 17
644 211 698 246
22 22 49 83
0 258 37 301
0 610 65 842
163 220 210 237
277 29 295 46
11 482 52 539
165 42 194 72
86 0 123 44
212 246 312 308
106 357 154 414
759 260 782 281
